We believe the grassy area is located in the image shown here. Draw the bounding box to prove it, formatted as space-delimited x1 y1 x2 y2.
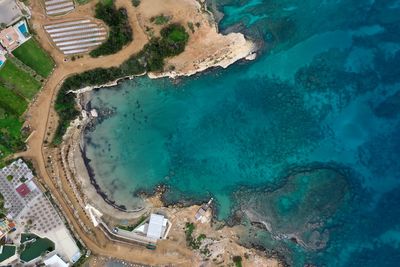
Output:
53 23 189 144
12 39 54 78
162 24 189 44
0 83 28 163
0 84 28 114
0 38 51 164
0 115 25 161
0 61 39 163
75 0 91 4
0 60 41 100
90 0 133 57
20 237 55 262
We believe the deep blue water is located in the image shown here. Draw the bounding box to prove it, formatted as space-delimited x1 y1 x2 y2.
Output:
84 0 400 266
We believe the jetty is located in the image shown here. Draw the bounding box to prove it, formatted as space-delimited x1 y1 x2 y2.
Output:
195 198 213 222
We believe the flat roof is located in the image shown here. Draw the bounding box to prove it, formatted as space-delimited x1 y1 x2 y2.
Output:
43 254 68 267
0 0 23 26
16 183 30 197
147 214 165 239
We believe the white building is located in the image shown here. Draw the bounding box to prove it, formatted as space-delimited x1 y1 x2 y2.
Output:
147 214 168 240
0 0 27 26
44 254 69 267
133 213 172 242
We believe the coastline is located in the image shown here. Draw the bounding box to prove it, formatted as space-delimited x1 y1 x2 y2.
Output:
60 0 258 218
33 0 283 265
16 0 283 265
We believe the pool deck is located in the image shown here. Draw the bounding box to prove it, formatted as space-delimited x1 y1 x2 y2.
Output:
0 20 31 52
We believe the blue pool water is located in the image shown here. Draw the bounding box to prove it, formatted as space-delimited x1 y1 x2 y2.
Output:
18 23 28 37
84 0 400 266
0 60 3 67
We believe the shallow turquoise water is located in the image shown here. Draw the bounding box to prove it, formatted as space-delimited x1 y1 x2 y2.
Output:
84 0 400 265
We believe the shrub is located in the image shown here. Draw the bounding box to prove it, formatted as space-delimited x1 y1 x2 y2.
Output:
131 0 140 7
233 256 243 267
160 23 189 56
187 22 195 33
150 14 170 25
90 1 133 57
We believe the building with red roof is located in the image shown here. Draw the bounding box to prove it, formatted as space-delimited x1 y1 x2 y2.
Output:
16 183 30 198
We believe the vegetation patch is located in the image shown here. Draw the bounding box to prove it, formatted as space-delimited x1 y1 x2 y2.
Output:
12 38 54 78
185 222 206 249
131 0 140 7
117 215 147 231
150 14 171 25
0 85 27 115
0 84 28 164
75 0 90 4
0 192 7 218
53 23 189 144
233 256 243 267
90 0 133 57
0 39 51 164
187 22 195 33
0 60 41 100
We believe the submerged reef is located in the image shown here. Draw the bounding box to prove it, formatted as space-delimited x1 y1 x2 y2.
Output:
235 167 349 251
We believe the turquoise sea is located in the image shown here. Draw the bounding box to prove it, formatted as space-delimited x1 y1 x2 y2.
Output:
84 0 400 266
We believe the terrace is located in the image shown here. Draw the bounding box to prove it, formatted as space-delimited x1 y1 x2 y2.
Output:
0 19 31 52
0 159 40 217
0 160 81 264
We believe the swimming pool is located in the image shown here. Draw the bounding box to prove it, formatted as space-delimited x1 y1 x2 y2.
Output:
0 60 4 67
18 23 29 37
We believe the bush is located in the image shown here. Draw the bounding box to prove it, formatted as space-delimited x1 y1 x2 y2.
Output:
131 0 140 7
233 256 243 267
90 1 133 57
160 24 189 56
187 22 195 33
150 14 170 25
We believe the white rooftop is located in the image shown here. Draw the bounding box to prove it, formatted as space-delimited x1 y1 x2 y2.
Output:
0 0 23 26
43 254 68 267
146 214 165 240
